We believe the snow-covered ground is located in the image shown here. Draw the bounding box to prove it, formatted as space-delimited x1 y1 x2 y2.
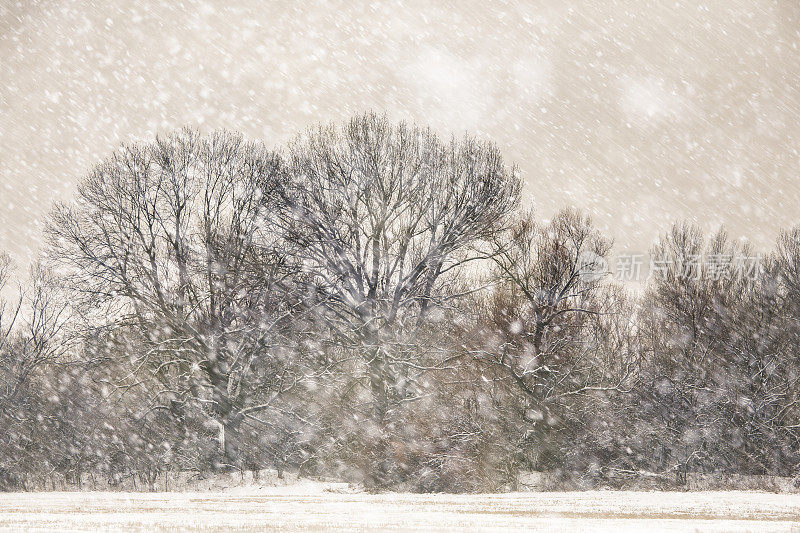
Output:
0 483 798 532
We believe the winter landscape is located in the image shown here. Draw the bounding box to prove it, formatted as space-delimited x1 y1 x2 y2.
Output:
3 0 800 531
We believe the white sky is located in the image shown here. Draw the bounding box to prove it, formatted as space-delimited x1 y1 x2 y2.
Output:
1 0 799 276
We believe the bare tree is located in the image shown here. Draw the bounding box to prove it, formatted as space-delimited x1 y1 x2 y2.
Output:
280 113 520 426
0 257 72 489
477 208 627 405
275 114 520 486
0 253 22 418
0 260 68 413
756 227 800 469
633 223 785 479
456 208 638 479
46 130 303 467
775 226 800 306
0 253 20 363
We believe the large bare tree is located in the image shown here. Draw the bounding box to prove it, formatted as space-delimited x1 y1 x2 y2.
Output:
47 130 302 466
279 113 521 429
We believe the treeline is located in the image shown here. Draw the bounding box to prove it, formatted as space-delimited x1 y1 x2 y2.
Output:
1 114 799 492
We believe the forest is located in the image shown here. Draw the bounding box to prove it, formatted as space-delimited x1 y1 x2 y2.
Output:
1 113 799 493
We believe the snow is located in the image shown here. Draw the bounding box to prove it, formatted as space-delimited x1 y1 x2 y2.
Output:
2 2 800 530
0 486 798 532
3 1 799 272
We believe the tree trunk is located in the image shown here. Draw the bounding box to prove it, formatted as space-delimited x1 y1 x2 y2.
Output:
220 417 241 470
368 344 403 489
368 347 389 423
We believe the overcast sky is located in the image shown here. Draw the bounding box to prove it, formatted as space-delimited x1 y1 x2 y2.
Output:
2 0 799 277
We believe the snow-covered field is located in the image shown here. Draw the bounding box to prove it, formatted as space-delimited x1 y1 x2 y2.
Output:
0 483 798 532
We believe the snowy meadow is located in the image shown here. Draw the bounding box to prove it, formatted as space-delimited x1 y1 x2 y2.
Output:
1 484 800 532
